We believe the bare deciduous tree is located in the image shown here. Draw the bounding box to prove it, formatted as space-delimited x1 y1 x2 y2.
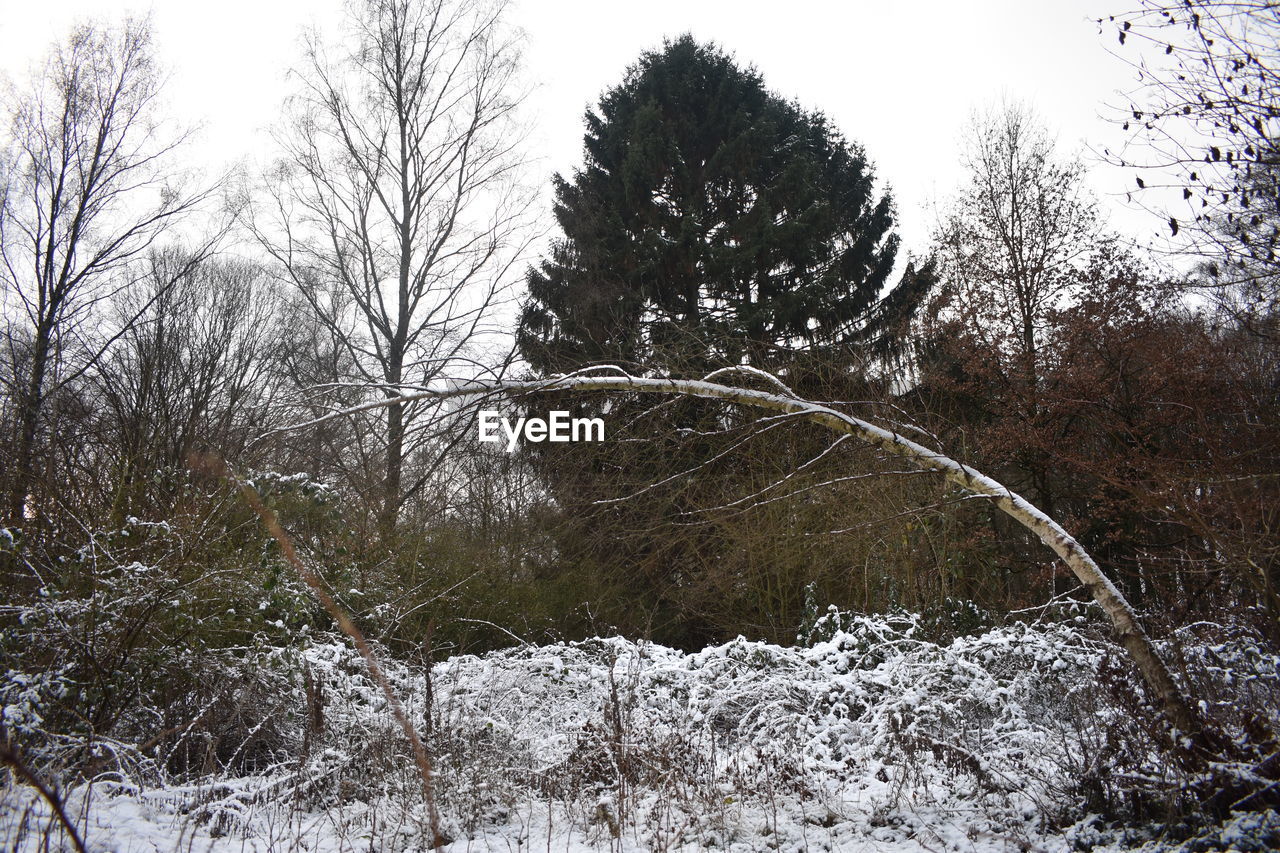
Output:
928 103 1107 518
933 103 1101 384
0 17 216 524
95 251 285 518
1103 1 1279 320
252 0 535 534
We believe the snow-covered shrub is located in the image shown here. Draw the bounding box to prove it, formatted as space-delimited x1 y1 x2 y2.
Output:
422 613 1142 843
3 609 1278 851
0 511 320 784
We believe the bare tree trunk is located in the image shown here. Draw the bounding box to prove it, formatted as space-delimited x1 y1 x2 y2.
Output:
7 327 50 523
383 397 406 536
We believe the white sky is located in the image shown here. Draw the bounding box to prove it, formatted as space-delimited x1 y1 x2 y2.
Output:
0 0 1157 260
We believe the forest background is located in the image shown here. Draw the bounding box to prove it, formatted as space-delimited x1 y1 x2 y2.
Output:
0 0 1277 846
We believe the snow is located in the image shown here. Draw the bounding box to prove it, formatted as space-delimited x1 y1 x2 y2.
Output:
2 613 1277 851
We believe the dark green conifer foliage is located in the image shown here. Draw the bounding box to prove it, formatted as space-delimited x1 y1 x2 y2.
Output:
519 35 915 375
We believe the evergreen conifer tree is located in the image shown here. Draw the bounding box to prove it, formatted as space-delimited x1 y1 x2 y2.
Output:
519 35 927 376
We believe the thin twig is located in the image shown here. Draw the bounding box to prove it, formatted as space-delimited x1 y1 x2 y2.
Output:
0 736 89 853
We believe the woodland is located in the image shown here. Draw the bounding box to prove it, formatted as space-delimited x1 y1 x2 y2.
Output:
0 1 1278 850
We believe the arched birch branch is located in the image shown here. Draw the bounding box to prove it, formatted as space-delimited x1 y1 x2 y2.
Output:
269 372 1202 738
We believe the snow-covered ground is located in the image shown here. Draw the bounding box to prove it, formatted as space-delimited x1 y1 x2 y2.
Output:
4 612 1278 851
4 782 1279 852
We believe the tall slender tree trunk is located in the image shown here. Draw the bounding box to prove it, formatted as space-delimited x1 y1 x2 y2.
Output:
382 329 407 536
8 326 52 525
383 397 405 536
382 78 413 539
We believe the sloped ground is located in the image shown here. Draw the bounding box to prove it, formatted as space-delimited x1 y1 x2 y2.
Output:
3 612 1278 851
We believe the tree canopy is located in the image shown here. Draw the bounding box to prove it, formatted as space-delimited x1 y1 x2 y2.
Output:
518 35 928 376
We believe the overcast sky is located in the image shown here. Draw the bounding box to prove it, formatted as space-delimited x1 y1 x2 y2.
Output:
0 0 1154 258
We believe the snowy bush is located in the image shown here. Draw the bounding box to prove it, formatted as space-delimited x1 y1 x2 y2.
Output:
0 512 319 783
3 609 1278 851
